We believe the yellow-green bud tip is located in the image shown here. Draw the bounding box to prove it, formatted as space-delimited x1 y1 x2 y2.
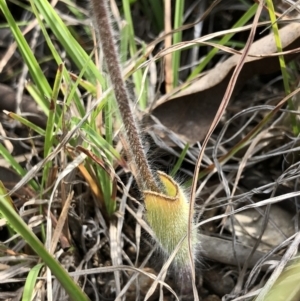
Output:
144 171 198 267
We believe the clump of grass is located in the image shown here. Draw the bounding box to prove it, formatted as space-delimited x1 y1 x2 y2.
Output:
0 0 121 299
2 0 298 300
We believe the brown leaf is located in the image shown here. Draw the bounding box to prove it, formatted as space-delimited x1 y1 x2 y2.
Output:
152 23 300 143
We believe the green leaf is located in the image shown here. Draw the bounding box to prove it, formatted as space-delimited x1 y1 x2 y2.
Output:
0 182 90 301
22 263 44 301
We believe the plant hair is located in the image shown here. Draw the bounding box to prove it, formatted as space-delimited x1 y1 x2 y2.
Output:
89 0 162 194
89 1 200 291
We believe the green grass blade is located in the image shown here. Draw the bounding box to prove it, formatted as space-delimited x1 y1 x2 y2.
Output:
140 0 163 33
0 0 52 104
266 0 299 134
101 98 114 215
104 99 113 148
33 0 104 86
22 263 44 301
70 117 121 162
52 64 64 104
25 82 50 117
42 98 56 188
63 55 90 117
4 111 45 136
30 0 85 118
172 0 185 87
96 167 115 216
0 182 90 301
170 143 189 177
148 0 164 32
122 0 147 108
43 63 63 163
69 73 97 95
120 23 129 64
189 3 258 79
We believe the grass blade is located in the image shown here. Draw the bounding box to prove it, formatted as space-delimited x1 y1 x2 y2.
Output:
33 0 103 85
189 3 258 79
0 182 90 301
170 143 189 177
0 0 52 106
22 263 44 301
172 0 185 87
266 0 299 134
122 0 147 108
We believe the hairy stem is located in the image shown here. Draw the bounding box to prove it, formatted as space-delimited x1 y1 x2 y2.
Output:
90 0 160 193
